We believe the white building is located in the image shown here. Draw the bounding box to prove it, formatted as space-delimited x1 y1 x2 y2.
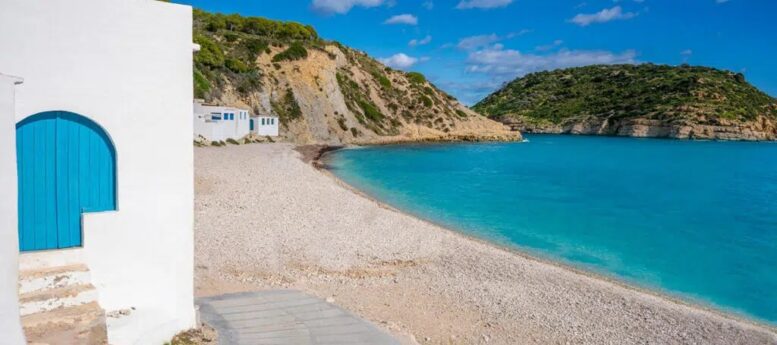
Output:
251 115 280 137
193 100 252 142
0 73 26 345
0 0 196 344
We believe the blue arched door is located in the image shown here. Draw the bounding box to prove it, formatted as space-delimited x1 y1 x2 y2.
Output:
16 111 116 251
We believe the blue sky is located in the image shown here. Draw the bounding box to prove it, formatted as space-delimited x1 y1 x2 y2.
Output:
179 0 777 105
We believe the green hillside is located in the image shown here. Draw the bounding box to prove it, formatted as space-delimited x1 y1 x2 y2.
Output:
473 64 777 126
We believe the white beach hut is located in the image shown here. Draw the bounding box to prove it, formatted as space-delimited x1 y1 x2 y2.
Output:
193 100 252 142
0 0 196 343
251 115 280 137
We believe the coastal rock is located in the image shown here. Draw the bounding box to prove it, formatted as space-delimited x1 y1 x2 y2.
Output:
500 115 777 141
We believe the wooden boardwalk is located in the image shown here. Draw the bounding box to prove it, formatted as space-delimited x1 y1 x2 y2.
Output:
197 290 400 345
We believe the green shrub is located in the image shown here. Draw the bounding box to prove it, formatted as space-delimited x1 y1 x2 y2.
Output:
224 32 239 42
272 43 308 62
235 70 262 95
337 117 348 131
194 34 224 67
420 95 433 107
373 72 392 89
225 58 250 73
193 68 210 98
242 38 268 58
272 88 302 124
195 9 226 32
734 72 746 84
277 22 316 40
406 72 426 84
337 72 360 91
358 99 384 122
286 90 302 119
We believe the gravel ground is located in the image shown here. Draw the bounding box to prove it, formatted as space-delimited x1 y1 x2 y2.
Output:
194 143 776 345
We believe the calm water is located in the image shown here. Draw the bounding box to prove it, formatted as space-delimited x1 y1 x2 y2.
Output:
326 135 777 324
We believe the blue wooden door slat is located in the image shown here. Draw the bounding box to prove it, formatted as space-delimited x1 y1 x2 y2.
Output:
44 119 58 249
23 115 58 250
57 116 76 248
16 111 116 252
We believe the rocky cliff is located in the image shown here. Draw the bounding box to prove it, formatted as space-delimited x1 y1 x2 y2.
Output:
193 10 519 145
474 64 777 141
496 114 777 141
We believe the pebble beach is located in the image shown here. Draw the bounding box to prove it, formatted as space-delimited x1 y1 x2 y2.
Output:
194 143 777 345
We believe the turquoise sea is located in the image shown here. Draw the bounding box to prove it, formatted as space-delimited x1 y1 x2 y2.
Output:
326 134 777 324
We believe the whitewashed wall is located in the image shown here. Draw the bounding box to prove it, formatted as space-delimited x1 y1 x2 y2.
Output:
236 111 252 138
253 116 280 136
0 74 26 345
0 1 195 344
193 104 251 142
194 119 242 142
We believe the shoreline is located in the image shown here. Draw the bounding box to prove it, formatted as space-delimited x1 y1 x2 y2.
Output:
195 143 777 344
307 143 776 333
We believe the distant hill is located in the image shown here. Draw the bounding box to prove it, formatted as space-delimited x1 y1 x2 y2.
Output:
473 64 777 140
192 9 519 145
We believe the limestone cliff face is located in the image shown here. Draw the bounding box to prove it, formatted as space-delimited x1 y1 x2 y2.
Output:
499 114 777 141
210 44 520 145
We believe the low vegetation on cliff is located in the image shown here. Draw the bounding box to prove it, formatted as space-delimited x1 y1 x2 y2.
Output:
192 9 517 144
193 9 319 99
473 64 777 140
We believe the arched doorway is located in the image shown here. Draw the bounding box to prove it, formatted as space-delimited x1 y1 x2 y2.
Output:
16 111 116 252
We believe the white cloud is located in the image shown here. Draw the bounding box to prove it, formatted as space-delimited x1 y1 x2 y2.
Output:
422 1 434 9
681 49 692 62
409 35 433 47
457 34 501 50
311 0 384 14
379 53 422 69
505 29 532 38
456 0 513 9
455 30 529 50
466 44 638 78
384 14 419 25
536 39 564 52
571 6 637 26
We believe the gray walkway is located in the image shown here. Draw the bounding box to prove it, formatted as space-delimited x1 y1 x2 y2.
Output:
197 290 400 345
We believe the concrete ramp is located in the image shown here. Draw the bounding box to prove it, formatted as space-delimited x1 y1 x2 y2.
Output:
197 290 400 345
